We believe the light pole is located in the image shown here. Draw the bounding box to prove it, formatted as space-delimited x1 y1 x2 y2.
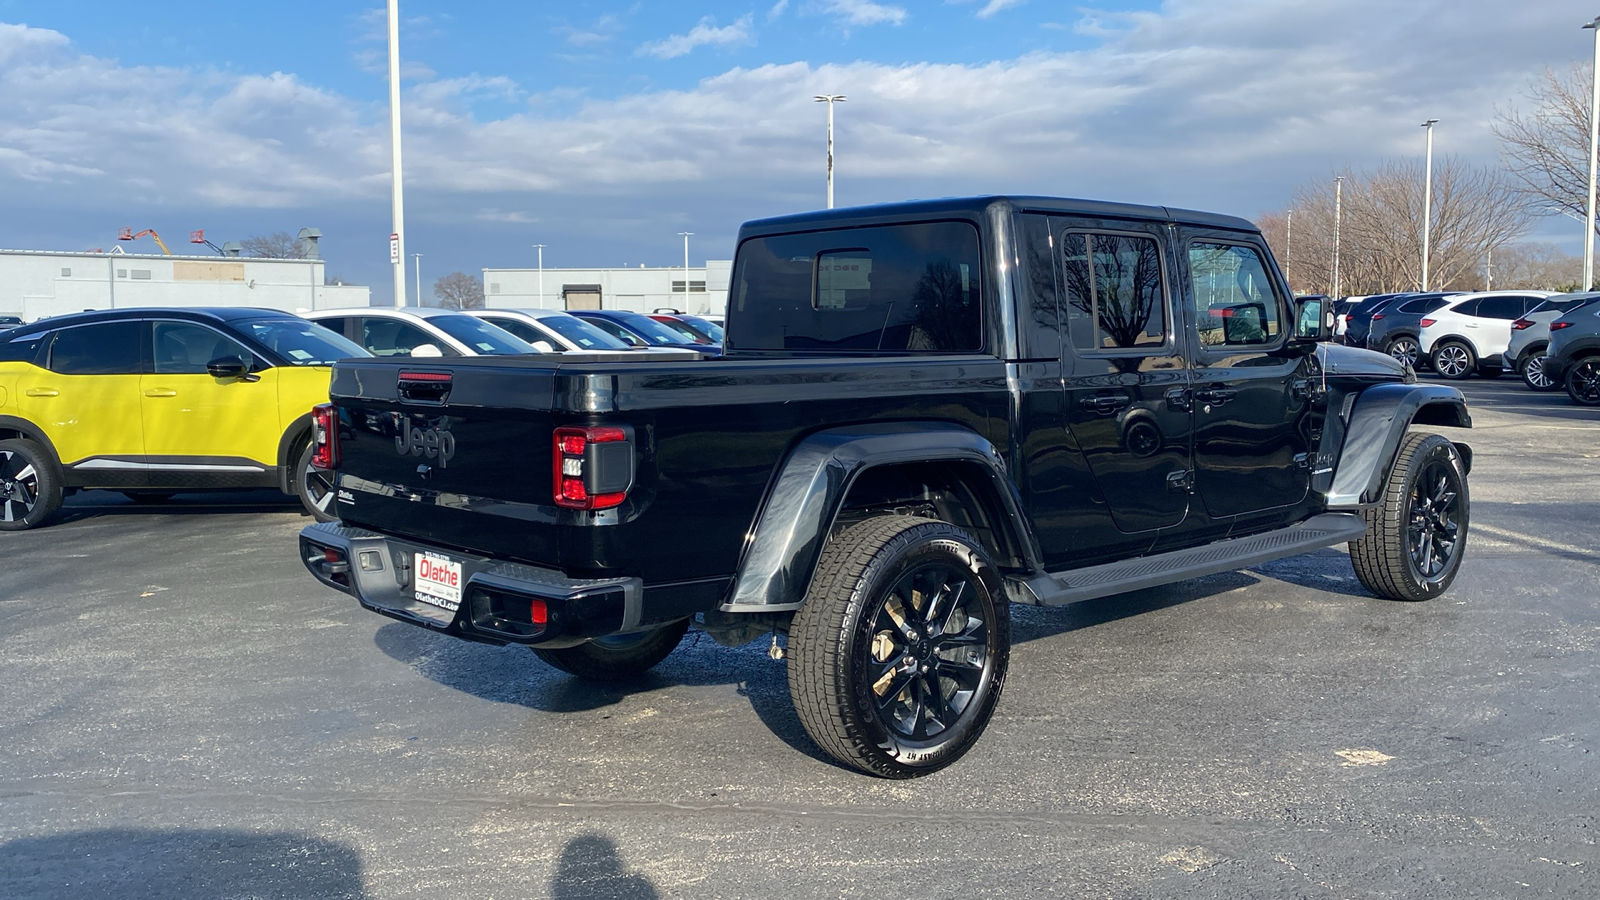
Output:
532 244 546 307
1332 176 1345 298
388 0 407 307
1285 209 1294 289
678 232 693 307
814 94 846 209
412 253 422 307
1584 17 1600 290
1420 118 1439 291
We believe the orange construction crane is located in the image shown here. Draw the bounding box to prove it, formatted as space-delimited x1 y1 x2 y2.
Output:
117 227 172 255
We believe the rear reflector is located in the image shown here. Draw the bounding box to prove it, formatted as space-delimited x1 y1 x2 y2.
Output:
552 425 633 510
311 403 339 470
1419 317 1436 328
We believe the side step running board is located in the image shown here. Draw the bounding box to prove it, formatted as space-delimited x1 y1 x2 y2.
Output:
1006 512 1368 607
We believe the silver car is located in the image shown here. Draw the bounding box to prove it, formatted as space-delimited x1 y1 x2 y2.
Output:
1503 292 1600 390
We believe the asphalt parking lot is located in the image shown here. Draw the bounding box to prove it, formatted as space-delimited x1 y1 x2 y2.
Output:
2 376 1596 899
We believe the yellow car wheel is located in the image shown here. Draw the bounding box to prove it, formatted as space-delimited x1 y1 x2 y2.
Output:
294 441 339 522
0 439 64 531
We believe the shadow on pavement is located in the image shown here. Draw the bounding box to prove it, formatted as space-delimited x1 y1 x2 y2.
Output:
551 832 660 900
53 488 303 526
0 828 366 900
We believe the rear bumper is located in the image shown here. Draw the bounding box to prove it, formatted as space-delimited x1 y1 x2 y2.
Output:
298 521 642 646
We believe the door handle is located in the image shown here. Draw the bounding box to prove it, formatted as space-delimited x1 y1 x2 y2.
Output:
1164 387 1193 412
1195 386 1239 405
24 388 59 397
143 389 178 398
1080 393 1131 415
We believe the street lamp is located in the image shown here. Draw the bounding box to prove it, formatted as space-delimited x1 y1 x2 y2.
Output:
532 244 546 307
1332 176 1345 298
1584 17 1600 290
412 253 422 307
1420 118 1439 291
388 0 407 307
814 94 846 209
1285 209 1294 289
678 232 693 306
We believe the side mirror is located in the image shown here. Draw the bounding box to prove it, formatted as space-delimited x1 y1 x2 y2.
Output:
206 356 251 379
409 343 444 358
1293 296 1334 343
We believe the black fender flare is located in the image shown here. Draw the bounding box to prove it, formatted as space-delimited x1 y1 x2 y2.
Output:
1326 383 1471 510
276 413 314 494
721 422 1041 612
0 415 68 481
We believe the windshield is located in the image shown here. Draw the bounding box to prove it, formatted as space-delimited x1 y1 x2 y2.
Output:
427 315 539 355
654 317 714 344
594 314 693 346
237 317 370 365
532 313 634 350
678 315 725 342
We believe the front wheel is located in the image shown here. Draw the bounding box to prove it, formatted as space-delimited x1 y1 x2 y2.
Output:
531 619 690 681
788 516 1009 778
1385 336 1420 368
294 441 339 522
1349 433 1469 602
1430 341 1475 380
1521 354 1557 391
0 438 64 531
1567 356 1600 406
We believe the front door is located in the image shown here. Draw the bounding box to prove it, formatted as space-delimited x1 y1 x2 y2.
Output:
1057 223 1194 542
141 321 280 469
1180 234 1315 523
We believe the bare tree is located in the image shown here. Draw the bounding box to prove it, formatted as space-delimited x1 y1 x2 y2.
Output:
1495 64 1596 226
433 271 486 310
1259 158 1531 296
1473 242 1582 291
240 231 306 259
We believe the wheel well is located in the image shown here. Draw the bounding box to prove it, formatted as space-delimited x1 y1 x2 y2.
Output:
834 461 1025 570
1411 401 1470 428
1431 335 1473 353
276 415 314 493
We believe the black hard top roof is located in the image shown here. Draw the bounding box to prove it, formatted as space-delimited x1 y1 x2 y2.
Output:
5 306 301 338
739 195 1258 237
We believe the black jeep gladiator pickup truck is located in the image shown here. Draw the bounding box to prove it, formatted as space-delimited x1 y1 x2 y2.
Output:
300 196 1472 778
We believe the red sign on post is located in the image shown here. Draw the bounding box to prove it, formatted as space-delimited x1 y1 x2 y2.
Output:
389 232 400 264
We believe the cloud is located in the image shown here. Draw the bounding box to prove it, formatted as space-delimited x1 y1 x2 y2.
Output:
819 0 908 27
555 14 624 48
637 15 755 60
768 0 790 21
976 0 1025 18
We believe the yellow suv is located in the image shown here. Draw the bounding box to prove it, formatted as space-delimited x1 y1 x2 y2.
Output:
0 307 369 530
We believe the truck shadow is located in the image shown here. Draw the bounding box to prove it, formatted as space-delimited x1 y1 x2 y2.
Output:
551 832 661 900
54 489 303 526
0 827 368 899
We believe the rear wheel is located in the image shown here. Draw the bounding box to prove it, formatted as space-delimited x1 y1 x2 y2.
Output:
1430 341 1475 380
1521 353 1557 391
0 439 63 531
531 618 690 681
1567 356 1600 406
788 516 1009 778
1349 433 1469 602
294 441 339 522
1384 336 1420 368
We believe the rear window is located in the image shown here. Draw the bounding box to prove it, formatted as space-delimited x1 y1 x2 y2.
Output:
729 221 983 353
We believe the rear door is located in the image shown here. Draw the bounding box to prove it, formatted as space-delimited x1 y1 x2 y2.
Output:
1056 220 1194 542
15 321 146 471
1179 231 1315 525
1469 295 1533 360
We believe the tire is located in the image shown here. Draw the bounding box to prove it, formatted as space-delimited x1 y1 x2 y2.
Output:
1430 341 1475 380
1521 354 1558 391
294 441 339 522
0 438 64 531
1566 356 1600 406
1349 433 1469 602
121 491 176 504
788 516 1010 778
531 618 690 681
1384 336 1420 369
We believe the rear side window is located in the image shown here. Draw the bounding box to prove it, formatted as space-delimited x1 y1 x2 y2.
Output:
730 221 983 353
47 322 144 375
1476 296 1524 320
1451 298 1482 317
0 334 45 364
1060 232 1169 352
1399 297 1450 314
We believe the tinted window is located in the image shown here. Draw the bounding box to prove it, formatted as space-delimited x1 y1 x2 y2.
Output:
1477 296 1524 320
0 334 45 364
236 317 369 366
1188 243 1282 346
48 322 143 375
730 221 983 353
1399 297 1450 314
1451 298 1482 317
312 316 350 337
359 318 460 357
1061 232 1168 351
153 322 253 374
1522 296 1547 315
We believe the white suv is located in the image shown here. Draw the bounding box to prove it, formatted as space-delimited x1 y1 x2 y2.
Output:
1419 291 1556 380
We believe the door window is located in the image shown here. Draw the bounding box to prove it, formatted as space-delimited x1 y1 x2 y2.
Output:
152 322 254 374
1187 243 1283 347
1060 232 1169 352
47 322 143 375
1476 296 1524 320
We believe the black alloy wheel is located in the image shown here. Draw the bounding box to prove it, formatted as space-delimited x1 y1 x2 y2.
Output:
1385 336 1420 368
1521 354 1557 391
1406 459 1463 583
1567 356 1600 406
0 439 63 531
789 516 1009 778
1431 341 1475 380
295 441 340 522
1349 432 1469 602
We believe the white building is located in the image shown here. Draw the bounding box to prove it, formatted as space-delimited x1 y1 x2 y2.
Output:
483 261 731 315
0 249 370 322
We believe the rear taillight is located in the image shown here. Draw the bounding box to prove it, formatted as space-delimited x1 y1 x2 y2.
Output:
1371 313 1386 321
1551 321 1574 331
552 425 634 510
311 403 339 469
1511 318 1534 330
1418 317 1436 328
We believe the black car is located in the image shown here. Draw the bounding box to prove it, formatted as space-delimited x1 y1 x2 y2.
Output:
1364 292 1460 367
1341 293 1406 348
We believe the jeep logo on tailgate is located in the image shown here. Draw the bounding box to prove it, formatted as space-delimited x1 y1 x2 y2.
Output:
395 421 456 468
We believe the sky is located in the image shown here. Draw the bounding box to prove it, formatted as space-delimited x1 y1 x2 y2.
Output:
0 0 1590 303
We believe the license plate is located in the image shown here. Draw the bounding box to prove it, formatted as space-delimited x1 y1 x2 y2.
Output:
413 552 463 612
